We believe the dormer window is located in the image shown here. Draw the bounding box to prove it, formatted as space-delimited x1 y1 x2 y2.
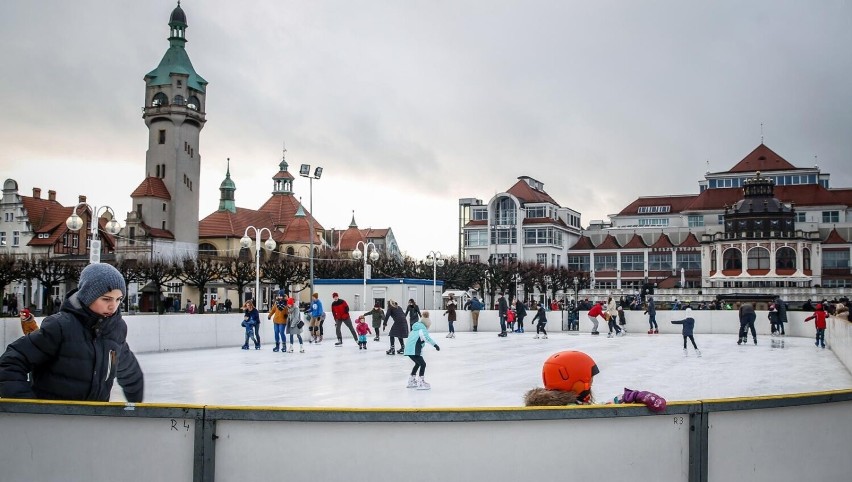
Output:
177 80 183 88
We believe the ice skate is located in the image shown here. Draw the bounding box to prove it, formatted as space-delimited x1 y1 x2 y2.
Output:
273 343 280 352
696 349 702 357
654 329 659 334
299 346 305 353
647 330 654 334
386 348 396 355
254 344 260 350
241 344 249 350
406 375 418 388
753 338 757 345
373 336 380 342
397 348 404 355
542 334 548 339
334 340 343 347
450 332 455 338
417 377 431 390
446 333 452 338
683 348 688 357
607 333 613 338
288 346 294 353
533 334 540 339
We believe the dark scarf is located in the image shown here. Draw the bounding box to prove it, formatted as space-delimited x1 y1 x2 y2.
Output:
275 298 287 311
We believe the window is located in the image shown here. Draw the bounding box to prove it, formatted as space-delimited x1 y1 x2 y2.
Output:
717 214 724 225
176 80 182 88
594 254 617 271
174 95 185 105
162 221 167 230
747 247 770 269
803 248 811 270
568 255 589 271
465 230 488 247
638 218 669 227
723 249 742 270
822 211 840 223
152 92 168 107
637 206 671 214
199 243 218 256
158 130 166 144
687 215 704 228
621 254 644 271
676 253 701 270
524 227 563 246
12 231 19 247
776 247 796 270
794 212 806 223
490 228 516 245
188 95 200 111
71 234 78 249
129 227 135 245
162 203 167 212
525 206 548 218
536 253 547 265
471 208 487 221
4 212 11 222
0 232 5 246
494 197 517 225
649 253 671 270
469 254 480 263
711 250 717 271
822 250 850 269
136 204 142 215
493 253 517 264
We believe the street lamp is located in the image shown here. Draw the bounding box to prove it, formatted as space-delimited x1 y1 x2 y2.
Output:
352 241 379 310
300 164 323 293
240 226 276 308
424 251 445 310
572 276 580 331
65 203 122 264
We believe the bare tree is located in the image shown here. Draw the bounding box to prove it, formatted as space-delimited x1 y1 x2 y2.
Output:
221 257 255 306
0 254 20 303
261 257 308 295
20 257 81 315
179 256 225 314
136 258 180 314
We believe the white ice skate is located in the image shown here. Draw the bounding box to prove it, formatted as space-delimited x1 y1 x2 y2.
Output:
406 375 418 388
417 377 431 390
696 349 702 357
299 346 305 353
683 348 688 357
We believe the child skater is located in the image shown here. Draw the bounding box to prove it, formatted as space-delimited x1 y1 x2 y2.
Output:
241 301 260 350
524 350 666 412
355 314 372 350
531 302 548 339
804 303 827 349
19 308 38 336
671 307 700 357
443 297 457 338
403 311 440 390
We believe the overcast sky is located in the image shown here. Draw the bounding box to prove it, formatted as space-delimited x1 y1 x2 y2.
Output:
1 1 850 259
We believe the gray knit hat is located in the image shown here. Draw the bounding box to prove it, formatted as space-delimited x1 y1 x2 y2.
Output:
77 263 127 306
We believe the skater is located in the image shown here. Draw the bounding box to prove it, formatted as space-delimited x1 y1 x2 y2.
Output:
531 302 548 339
774 296 788 335
0 263 144 402
19 308 38 336
465 294 483 332
606 296 622 338
644 296 659 334
355 315 372 349
443 296 457 338
672 308 700 357
738 302 757 345
768 303 781 336
242 300 260 350
497 292 509 337
524 351 599 405
331 293 358 347
587 301 604 335
506 305 516 333
804 303 828 349
267 290 289 352
364 302 384 342
617 304 627 330
514 298 528 333
404 311 440 390
405 298 422 329
383 299 409 355
285 297 305 353
309 292 325 343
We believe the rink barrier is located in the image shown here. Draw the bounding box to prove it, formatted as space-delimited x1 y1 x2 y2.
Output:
2 390 852 482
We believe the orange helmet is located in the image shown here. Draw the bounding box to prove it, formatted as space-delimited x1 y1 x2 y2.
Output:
541 351 599 402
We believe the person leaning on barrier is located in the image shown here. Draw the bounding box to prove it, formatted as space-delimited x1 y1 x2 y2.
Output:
0 263 144 402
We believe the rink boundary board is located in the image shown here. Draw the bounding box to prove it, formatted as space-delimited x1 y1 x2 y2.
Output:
2 390 852 482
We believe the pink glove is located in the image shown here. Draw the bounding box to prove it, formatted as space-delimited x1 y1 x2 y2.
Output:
622 388 667 412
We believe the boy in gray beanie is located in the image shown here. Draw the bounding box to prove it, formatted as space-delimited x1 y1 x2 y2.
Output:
0 263 144 402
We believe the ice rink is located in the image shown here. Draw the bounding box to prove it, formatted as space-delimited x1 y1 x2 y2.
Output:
113 329 852 408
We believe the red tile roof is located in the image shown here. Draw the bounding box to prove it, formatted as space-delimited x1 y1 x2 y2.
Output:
569 236 595 250
141 223 175 240
199 208 276 238
257 195 324 231
272 170 294 180
506 180 559 206
649 233 675 249
726 144 797 173
338 226 366 251
465 220 487 227
682 184 851 212
823 229 848 244
362 228 389 239
622 234 648 249
131 177 172 200
21 196 68 232
678 233 701 248
280 215 318 244
596 234 621 249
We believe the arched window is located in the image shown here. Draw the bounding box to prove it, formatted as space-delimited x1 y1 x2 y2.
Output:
286 246 295 256
152 92 168 107
803 248 811 270
199 243 218 256
710 249 717 271
776 247 796 270
173 95 185 106
747 247 770 269
723 248 742 270
187 96 200 111
494 197 517 225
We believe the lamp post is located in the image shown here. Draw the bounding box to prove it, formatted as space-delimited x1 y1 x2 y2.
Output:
299 164 323 294
424 251 445 310
65 203 122 264
572 276 580 331
352 241 379 310
240 226 276 309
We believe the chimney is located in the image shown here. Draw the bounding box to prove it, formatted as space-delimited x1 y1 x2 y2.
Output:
78 195 87 204
48 190 57 201
33 188 41 199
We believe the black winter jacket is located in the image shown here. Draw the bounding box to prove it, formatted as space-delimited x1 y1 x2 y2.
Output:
0 291 144 402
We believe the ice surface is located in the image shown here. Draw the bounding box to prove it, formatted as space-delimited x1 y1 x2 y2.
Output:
114 331 852 408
